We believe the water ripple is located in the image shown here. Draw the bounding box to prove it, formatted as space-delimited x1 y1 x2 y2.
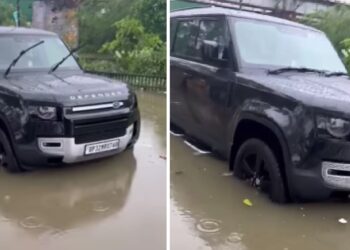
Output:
196 219 222 233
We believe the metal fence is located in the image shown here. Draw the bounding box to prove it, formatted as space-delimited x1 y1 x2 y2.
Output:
87 71 166 92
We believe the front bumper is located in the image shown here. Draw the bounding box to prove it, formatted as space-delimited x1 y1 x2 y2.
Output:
37 124 134 163
14 106 140 168
321 161 350 190
288 138 350 201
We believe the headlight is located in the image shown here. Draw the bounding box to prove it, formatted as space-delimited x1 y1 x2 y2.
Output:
28 106 57 120
317 116 350 138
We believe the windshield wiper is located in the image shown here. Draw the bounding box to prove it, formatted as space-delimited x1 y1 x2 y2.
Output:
325 71 349 77
49 45 83 73
268 67 326 75
4 40 44 78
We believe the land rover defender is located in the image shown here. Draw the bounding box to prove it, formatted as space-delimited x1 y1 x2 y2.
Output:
171 7 350 202
0 27 140 172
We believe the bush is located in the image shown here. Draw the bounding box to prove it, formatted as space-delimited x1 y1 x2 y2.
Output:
341 38 350 72
79 57 118 73
132 0 166 41
100 18 166 76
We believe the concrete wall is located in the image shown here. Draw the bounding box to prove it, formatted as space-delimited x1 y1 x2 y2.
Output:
32 0 79 47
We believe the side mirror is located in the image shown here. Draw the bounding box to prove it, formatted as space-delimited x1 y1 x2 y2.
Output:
201 40 228 67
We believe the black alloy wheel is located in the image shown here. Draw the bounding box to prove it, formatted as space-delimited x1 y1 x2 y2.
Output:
233 138 287 203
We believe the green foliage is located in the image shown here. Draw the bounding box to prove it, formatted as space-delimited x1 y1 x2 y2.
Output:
3 0 34 24
100 18 166 76
340 38 350 72
0 2 15 26
79 0 166 76
79 57 118 73
0 1 29 27
79 0 136 53
132 0 166 41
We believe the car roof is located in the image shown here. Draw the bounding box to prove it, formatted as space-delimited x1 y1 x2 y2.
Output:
0 26 56 36
171 6 320 32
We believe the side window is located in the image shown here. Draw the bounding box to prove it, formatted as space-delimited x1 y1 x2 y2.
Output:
196 19 229 63
173 20 199 58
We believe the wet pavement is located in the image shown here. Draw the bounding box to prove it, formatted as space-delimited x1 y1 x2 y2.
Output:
0 91 166 250
171 135 350 250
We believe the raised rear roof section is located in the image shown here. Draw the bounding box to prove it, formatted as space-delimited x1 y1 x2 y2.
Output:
0 26 56 36
171 6 320 32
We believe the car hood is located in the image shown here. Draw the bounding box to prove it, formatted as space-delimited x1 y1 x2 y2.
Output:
239 72 350 116
1 71 130 106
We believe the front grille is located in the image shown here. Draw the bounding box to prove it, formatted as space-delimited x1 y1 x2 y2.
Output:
65 101 129 115
73 116 129 144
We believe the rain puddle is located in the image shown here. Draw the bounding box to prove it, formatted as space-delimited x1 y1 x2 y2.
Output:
0 92 166 250
171 134 350 250
20 216 43 229
196 219 222 233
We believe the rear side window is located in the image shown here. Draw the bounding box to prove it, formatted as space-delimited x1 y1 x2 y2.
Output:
196 19 229 62
173 20 199 58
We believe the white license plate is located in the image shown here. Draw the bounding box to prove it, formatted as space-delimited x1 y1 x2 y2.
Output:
85 140 120 155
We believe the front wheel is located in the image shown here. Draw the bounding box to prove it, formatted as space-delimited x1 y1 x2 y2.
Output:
0 129 23 173
233 139 287 203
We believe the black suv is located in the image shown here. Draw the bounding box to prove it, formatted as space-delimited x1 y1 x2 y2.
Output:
171 7 350 202
0 27 140 172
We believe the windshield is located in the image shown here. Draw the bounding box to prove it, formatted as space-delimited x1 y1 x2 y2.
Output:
0 35 79 71
231 18 347 73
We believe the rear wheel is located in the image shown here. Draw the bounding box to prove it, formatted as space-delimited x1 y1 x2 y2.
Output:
233 138 287 203
0 129 23 173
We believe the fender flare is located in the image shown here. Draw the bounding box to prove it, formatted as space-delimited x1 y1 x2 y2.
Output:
230 111 294 196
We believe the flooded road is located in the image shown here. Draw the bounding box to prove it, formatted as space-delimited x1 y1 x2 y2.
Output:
171 135 350 250
0 91 166 250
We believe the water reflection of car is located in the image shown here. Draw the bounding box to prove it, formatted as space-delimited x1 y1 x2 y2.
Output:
0 27 140 172
171 7 350 202
0 151 136 231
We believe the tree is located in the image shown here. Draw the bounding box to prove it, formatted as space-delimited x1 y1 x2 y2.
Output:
79 0 166 76
132 0 166 41
100 18 165 75
0 2 15 26
79 0 136 53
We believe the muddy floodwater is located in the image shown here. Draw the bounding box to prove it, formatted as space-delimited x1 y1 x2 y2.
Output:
0 91 166 250
171 135 350 250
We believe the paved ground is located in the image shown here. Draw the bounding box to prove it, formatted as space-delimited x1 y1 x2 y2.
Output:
171 134 350 250
0 91 166 250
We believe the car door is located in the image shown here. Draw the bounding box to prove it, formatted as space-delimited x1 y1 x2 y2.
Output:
170 18 201 133
183 16 237 147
